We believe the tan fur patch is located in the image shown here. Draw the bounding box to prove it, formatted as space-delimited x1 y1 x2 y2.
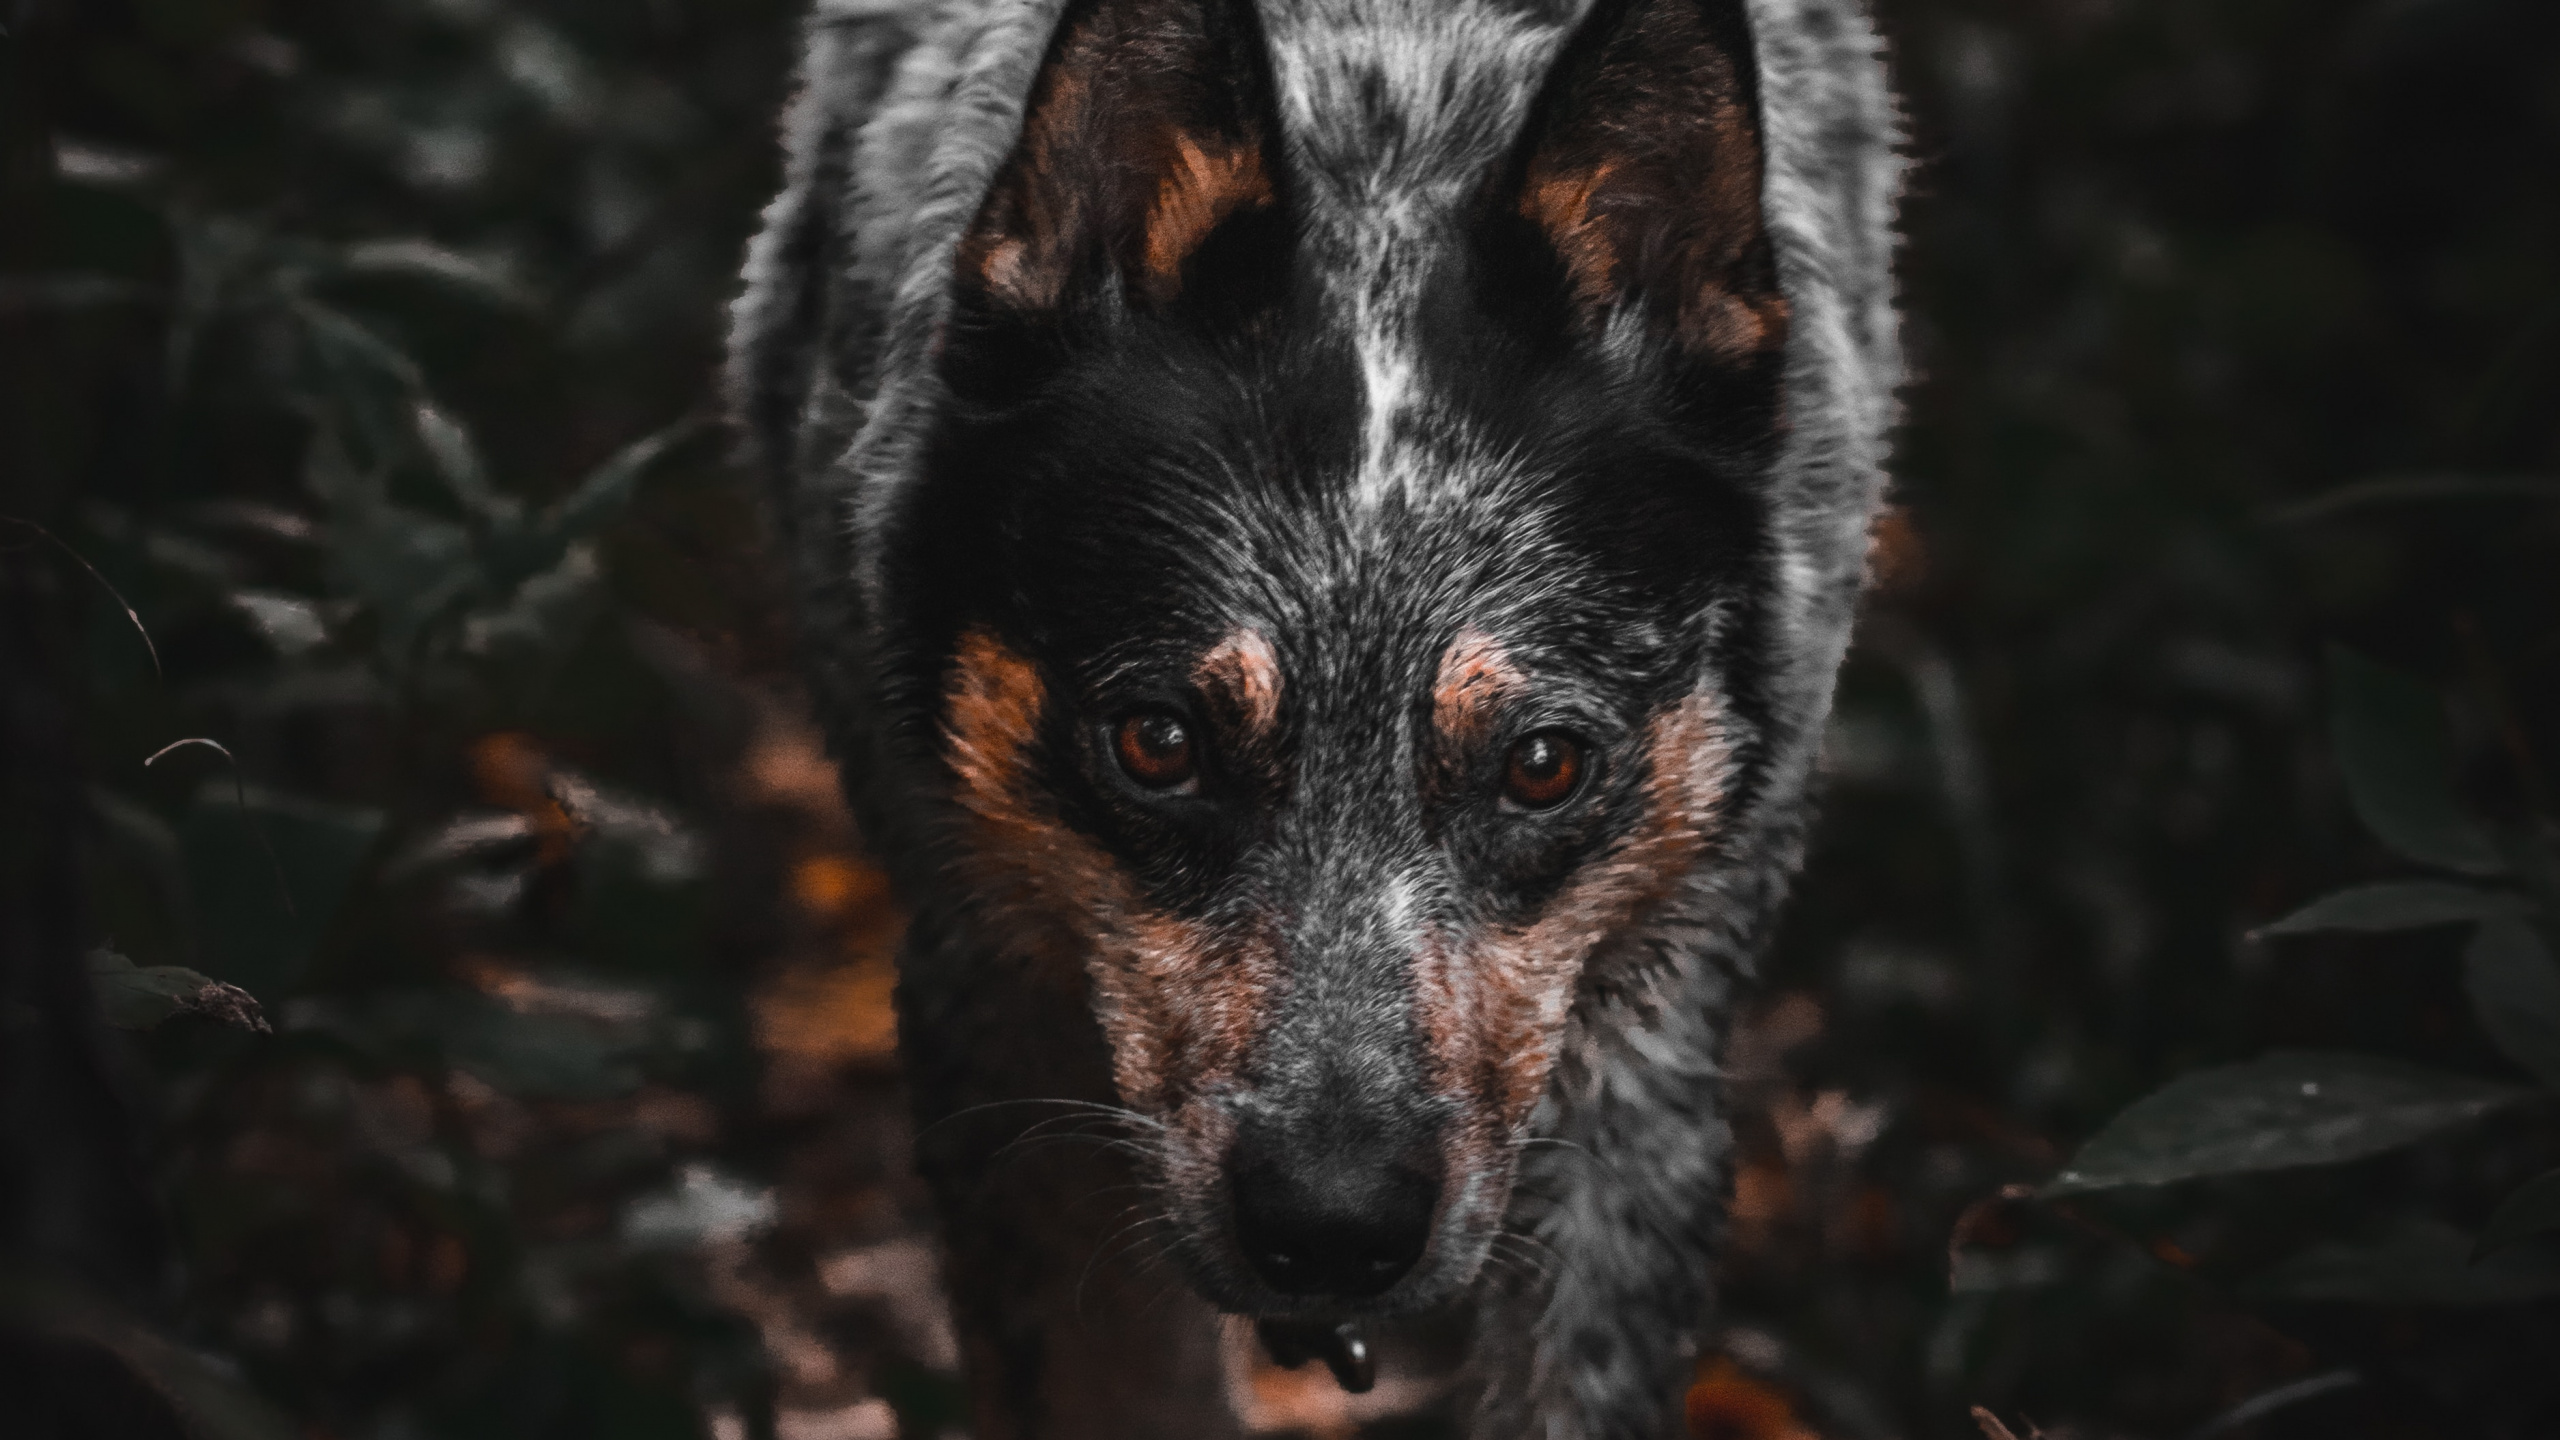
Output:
940 630 1281 1112
958 65 1094 312
1195 627 1284 743
954 0 1272 313
1411 692 1730 1148
1142 136 1273 302
1519 161 1624 318
1516 3 1789 363
1431 628 1528 747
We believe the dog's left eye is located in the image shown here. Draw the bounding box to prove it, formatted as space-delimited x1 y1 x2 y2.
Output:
1501 730 1586 810
1113 711 1200 792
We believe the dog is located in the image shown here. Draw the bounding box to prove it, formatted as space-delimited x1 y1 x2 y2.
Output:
729 0 1900 1433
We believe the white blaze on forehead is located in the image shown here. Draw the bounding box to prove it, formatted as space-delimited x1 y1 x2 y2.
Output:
1355 269 1420 507
1257 0 1577 511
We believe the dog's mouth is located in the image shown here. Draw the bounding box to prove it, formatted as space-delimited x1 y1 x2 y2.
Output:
1255 1317 1376 1394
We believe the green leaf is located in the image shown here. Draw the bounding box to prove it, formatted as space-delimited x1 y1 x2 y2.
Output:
2270 472 2560 524
327 496 477 656
544 420 697 547
2255 880 2531 936
2479 1169 2560 1258
287 292 425 391
2465 917 2560 1090
227 590 332 657
413 401 518 528
473 421 695 594
288 986 658 1100
2327 647 2506 875
1947 1243 2069 1293
0 272 151 311
2044 1051 2530 1194
334 238 537 310
2240 1218 2560 1306
458 542 607 661
283 295 432 467
0 1271 299 1440
86 948 270 1033
180 784 385 999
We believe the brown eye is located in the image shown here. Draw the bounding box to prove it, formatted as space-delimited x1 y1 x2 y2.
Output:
1114 712 1198 791
1501 731 1586 810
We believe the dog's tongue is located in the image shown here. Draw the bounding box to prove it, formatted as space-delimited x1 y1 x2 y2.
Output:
1254 1317 1375 1394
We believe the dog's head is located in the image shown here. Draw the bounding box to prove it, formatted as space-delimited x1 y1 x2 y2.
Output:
886 0 1784 1317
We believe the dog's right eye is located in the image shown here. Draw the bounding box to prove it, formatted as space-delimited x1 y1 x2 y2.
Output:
1113 712 1199 792
1500 730 1586 811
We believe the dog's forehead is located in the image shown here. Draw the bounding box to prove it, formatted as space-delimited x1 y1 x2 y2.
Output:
1261 0 1590 514
1262 0 1572 197
1071 482 1681 717
992 325 1738 714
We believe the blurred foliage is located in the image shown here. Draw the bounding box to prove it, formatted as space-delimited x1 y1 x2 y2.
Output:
0 2 916 1438
2 0 2556 1439
1736 1 2560 1436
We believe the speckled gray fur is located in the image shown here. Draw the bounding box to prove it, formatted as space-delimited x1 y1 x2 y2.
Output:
730 1 1902 1434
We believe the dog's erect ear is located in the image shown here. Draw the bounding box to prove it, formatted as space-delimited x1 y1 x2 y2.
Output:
955 0 1281 318
1496 0 1785 368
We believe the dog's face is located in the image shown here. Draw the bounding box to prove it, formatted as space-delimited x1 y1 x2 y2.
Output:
885 0 1784 1318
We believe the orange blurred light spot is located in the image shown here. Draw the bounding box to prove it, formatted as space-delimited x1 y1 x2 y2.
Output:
470 732 550 811
468 731 577 863
1865 504 1927 595
740 711 844 809
755 958 900 1069
1847 1184 1900 1258
792 853 884 922
426 1233 469 1295
2150 1236 2200 1269
1731 1159 1792 1229
1687 1358 1820 1440
378 1226 414 1288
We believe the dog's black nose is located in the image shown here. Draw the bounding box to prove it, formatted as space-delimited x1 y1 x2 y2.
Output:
1230 1127 1440 1298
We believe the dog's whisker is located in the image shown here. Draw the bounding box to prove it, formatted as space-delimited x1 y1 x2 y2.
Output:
1127 1261 1193 1320
916 1097 1168 1146
1511 1135 1603 1180
984 1135 1113 1168
1486 1230 1563 1286
1075 1210 1177 1323
986 1121 1157 1163
1478 1245 1534 1287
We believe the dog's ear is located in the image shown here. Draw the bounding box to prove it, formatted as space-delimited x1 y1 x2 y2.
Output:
954 0 1282 320
1493 0 1785 371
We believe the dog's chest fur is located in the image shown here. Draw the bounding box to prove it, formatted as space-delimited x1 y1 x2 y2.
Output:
732 1 1900 1434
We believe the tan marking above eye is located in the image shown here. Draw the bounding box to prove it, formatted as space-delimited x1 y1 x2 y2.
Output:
1195 628 1283 742
1432 628 1527 746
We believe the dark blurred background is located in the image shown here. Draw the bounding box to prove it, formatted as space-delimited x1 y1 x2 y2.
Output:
3 1 2556 1438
